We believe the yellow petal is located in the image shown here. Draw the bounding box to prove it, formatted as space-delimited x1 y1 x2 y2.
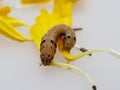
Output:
0 16 32 42
57 37 120 62
53 0 78 15
21 0 50 5
59 45 120 63
1 16 29 27
0 6 11 16
30 0 77 50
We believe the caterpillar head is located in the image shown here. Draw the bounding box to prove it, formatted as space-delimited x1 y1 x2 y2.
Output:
63 32 76 51
40 40 57 66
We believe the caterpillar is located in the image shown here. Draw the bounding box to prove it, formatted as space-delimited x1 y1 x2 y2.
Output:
40 24 76 66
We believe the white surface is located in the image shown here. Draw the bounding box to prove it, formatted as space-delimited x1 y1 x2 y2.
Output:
0 0 120 90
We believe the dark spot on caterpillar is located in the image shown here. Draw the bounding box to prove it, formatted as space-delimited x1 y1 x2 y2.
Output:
50 40 57 48
50 40 54 43
41 40 46 45
74 37 76 40
48 54 50 57
67 36 71 39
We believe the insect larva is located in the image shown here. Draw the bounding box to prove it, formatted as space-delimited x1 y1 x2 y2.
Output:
40 24 76 66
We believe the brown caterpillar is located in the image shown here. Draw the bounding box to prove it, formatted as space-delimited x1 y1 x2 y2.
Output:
40 24 76 66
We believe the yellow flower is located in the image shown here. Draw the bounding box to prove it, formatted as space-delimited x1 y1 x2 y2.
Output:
30 0 77 50
30 1 97 89
0 6 32 42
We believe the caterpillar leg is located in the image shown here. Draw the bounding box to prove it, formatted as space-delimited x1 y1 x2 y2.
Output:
74 44 92 56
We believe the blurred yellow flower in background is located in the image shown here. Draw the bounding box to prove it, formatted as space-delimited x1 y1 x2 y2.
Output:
0 6 10 15
0 6 32 42
21 0 50 5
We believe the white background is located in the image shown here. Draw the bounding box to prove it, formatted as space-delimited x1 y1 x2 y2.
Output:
0 0 120 90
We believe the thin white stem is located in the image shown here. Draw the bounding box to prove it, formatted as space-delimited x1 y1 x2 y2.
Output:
72 44 120 60
51 62 96 89
107 49 120 59
74 44 81 50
